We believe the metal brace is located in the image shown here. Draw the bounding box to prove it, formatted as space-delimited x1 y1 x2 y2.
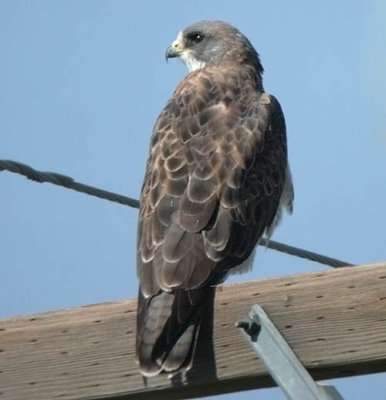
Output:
236 305 344 400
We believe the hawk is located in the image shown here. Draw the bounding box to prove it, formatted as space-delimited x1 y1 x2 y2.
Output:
136 20 293 376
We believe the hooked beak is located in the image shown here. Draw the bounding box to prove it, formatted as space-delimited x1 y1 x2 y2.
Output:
165 39 183 61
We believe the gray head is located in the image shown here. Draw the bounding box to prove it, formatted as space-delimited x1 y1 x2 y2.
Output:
166 20 263 74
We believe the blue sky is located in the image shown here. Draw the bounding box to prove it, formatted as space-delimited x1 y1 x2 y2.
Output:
0 1 385 399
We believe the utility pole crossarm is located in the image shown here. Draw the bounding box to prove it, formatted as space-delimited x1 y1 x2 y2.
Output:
0 262 385 400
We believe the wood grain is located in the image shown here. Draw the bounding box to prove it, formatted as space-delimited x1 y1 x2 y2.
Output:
0 262 385 399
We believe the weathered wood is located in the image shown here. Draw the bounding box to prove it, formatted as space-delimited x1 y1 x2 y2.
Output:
0 262 385 400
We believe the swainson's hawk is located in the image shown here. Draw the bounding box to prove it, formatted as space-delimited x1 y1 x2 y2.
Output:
136 20 294 376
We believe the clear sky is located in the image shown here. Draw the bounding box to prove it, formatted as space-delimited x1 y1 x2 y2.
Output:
0 1 385 399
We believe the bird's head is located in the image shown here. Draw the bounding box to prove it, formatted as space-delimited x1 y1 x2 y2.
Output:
166 20 263 74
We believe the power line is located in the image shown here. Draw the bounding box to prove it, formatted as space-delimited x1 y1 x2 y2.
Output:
0 159 139 208
258 238 353 268
0 159 354 268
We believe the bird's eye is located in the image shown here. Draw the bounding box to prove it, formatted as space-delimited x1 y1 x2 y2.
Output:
188 32 204 44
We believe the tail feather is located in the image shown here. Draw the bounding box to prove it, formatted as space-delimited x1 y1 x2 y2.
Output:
162 324 197 372
136 286 214 376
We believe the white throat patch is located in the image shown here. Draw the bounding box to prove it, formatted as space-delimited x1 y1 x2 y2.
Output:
180 51 206 72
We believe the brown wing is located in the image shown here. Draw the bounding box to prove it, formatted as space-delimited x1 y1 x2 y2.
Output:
136 67 288 376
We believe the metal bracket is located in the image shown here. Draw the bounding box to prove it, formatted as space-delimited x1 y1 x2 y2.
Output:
236 305 344 400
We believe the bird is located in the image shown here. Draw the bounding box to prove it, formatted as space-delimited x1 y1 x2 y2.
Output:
136 20 294 377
